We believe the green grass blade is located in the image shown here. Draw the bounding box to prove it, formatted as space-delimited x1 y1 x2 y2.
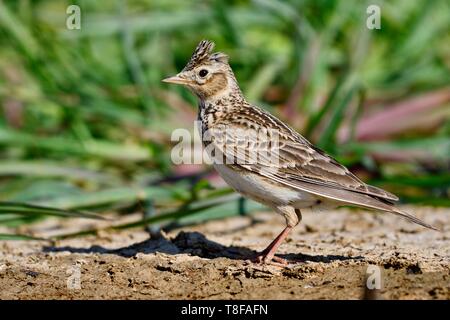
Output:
0 233 49 241
0 202 106 220
52 193 242 239
0 128 149 162
318 85 357 151
38 186 175 210
0 161 118 184
304 72 347 138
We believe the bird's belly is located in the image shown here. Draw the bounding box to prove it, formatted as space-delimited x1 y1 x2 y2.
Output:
214 164 317 207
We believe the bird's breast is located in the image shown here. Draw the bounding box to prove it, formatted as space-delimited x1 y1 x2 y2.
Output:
213 164 317 208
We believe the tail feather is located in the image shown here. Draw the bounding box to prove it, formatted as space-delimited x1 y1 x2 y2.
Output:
389 207 439 231
269 177 440 231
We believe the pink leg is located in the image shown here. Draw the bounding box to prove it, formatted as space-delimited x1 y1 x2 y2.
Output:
252 226 293 265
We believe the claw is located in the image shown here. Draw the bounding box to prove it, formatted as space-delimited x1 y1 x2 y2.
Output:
245 225 293 267
250 253 288 267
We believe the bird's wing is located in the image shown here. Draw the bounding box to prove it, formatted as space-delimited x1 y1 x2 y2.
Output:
211 106 397 201
207 107 437 230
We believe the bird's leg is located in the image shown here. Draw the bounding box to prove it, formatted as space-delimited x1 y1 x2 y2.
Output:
251 207 301 266
252 226 293 265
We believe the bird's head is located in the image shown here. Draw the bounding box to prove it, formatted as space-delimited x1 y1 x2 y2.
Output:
163 40 241 101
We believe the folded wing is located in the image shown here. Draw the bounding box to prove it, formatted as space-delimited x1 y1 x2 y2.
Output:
208 107 436 230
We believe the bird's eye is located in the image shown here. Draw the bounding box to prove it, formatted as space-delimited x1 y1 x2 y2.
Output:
199 69 208 77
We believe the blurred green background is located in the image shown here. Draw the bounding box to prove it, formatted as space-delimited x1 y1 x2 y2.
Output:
0 0 449 239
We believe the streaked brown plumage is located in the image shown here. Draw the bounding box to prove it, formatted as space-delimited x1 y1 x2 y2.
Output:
163 40 437 265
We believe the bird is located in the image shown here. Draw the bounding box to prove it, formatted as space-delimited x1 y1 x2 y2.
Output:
163 40 437 265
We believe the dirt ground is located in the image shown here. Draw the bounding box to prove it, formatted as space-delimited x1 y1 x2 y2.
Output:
0 205 449 300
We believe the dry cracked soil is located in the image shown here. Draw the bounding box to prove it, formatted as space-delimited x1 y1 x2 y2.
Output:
0 205 449 299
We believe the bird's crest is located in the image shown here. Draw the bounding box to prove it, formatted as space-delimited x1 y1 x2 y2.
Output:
183 40 228 71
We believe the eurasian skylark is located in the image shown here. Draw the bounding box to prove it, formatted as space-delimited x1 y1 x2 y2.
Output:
163 40 437 265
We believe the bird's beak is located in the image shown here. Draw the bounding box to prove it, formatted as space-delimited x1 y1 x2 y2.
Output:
162 74 190 85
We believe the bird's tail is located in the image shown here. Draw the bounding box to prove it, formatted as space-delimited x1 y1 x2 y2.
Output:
388 206 439 231
265 176 440 231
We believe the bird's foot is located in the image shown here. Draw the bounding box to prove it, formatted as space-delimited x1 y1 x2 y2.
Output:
248 252 288 267
245 225 293 267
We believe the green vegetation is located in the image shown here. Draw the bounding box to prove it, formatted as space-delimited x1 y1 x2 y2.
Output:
0 0 449 239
